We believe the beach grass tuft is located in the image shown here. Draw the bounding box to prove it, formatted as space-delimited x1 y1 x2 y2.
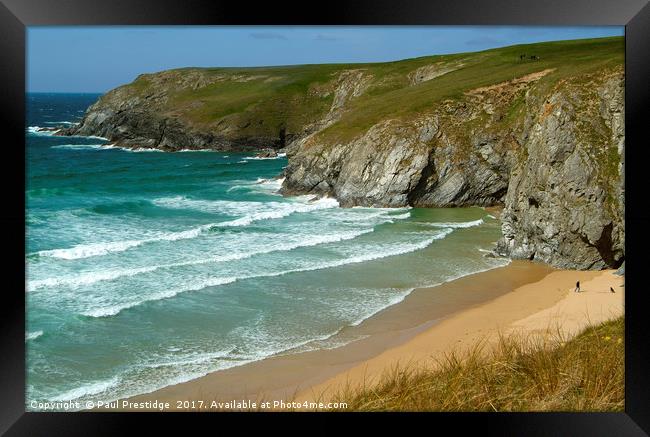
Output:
327 316 624 412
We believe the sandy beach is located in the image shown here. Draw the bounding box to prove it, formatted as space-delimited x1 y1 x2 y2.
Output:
115 260 624 411
297 268 624 403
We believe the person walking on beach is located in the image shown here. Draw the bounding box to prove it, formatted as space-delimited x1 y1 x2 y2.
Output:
610 287 616 293
574 281 580 293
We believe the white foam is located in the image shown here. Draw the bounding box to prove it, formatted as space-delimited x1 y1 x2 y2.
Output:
442 258 511 284
28 126 110 141
387 212 411 220
425 218 485 228
157 224 212 241
316 257 511 350
487 214 496 219
30 205 411 290
34 246 510 405
80 230 441 318
34 223 215 260
141 348 237 369
76 134 109 140
349 290 413 327
80 144 162 153
41 229 374 292
154 194 335 226
218 197 338 227
27 126 59 136
81 277 238 318
37 239 145 260
127 147 163 153
319 235 440 269
81 258 511 404
257 177 285 190
173 228 374 268
28 266 159 292
243 153 286 160
153 196 258 214
26 330 43 341
227 177 284 193
214 235 441 291
177 148 214 152
143 235 446 341
43 121 78 126
435 227 454 238
50 376 120 402
60 133 110 140
290 289 413 354
51 144 110 150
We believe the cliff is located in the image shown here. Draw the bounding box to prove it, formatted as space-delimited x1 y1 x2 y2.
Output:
61 37 625 270
59 64 375 151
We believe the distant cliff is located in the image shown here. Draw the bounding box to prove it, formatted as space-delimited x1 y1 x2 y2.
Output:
60 64 362 151
61 37 625 270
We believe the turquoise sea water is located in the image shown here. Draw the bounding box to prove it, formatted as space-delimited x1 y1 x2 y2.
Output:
26 93 508 408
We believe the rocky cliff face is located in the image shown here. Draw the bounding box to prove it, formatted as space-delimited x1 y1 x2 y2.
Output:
60 38 624 270
495 70 624 269
61 71 286 151
280 69 549 208
280 112 515 208
281 67 624 269
60 66 380 152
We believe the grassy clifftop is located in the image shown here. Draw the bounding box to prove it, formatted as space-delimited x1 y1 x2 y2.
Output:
96 36 623 146
314 36 623 143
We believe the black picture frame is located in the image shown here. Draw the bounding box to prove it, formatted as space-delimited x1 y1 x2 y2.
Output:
2 0 649 434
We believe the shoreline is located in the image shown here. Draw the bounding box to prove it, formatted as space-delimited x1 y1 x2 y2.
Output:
297 266 624 404
110 259 626 411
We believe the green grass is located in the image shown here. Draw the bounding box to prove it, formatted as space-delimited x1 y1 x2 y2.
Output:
110 36 623 143
325 316 624 412
316 37 623 143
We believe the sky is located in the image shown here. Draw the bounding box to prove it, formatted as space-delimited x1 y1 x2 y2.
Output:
27 26 623 93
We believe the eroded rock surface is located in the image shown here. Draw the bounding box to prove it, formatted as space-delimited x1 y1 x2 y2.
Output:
282 68 625 269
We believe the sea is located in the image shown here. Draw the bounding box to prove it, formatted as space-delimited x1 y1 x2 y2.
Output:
26 93 509 408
